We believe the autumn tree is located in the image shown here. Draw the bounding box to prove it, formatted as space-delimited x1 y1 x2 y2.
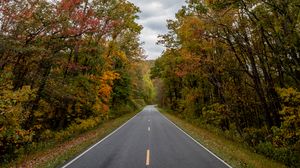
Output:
152 0 300 166
0 0 151 162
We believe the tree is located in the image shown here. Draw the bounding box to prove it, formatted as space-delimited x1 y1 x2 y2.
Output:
152 0 300 166
0 0 151 162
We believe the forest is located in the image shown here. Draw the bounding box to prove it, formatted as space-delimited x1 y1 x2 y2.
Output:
1 0 300 167
0 0 155 163
151 0 300 167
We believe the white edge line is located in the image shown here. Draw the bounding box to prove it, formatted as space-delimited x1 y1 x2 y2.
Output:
61 111 141 168
156 108 232 168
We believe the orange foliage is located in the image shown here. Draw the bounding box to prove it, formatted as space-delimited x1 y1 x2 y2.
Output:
175 49 201 77
97 71 120 115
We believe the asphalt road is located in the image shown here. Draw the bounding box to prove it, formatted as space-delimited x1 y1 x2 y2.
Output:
61 105 231 168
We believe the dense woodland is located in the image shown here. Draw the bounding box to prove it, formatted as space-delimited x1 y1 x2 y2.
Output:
0 0 155 162
152 0 300 167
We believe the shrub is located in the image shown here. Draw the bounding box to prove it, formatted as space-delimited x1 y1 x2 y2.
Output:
202 103 230 130
256 142 300 167
0 79 36 162
243 127 269 147
276 88 300 147
246 87 300 167
54 118 101 142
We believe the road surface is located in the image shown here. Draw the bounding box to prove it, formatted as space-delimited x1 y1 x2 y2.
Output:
61 105 231 168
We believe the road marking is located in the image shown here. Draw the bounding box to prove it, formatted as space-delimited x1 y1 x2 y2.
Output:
146 149 150 166
148 119 150 122
61 111 142 168
156 109 232 168
148 127 150 131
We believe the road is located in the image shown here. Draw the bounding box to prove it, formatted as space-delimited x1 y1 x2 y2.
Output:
61 105 231 168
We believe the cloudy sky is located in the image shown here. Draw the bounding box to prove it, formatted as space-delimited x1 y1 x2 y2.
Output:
127 0 186 60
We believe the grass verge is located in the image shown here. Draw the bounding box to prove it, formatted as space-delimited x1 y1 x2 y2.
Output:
4 109 141 168
158 108 286 168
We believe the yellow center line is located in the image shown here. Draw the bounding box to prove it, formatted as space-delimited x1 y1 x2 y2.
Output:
146 149 150 166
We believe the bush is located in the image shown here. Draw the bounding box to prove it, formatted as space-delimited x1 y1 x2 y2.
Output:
243 127 269 147
202 103 230 130
0 79 36 162
256 142 274 158
130 98 146 110
54 118 101 142
256 142 300 167
276 88 300 147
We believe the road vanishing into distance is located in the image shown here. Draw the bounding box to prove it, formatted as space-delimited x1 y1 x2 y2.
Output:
61 105 231 168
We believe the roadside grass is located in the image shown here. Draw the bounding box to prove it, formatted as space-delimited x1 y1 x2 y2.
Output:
158 108 286 168
3 109 141 168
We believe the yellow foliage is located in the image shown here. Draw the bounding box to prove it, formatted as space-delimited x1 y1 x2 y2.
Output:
100 71 120 83
92 97 102 112
115 50 128 62
54 118 100 142
178 16 204 43
0 82 36 160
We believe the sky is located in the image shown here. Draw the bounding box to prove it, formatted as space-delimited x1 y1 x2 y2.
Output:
127 0 186 60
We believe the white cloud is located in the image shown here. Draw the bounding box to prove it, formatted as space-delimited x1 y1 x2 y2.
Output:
128 0 185 59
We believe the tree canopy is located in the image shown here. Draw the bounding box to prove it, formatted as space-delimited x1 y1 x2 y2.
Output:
0 0 154 162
